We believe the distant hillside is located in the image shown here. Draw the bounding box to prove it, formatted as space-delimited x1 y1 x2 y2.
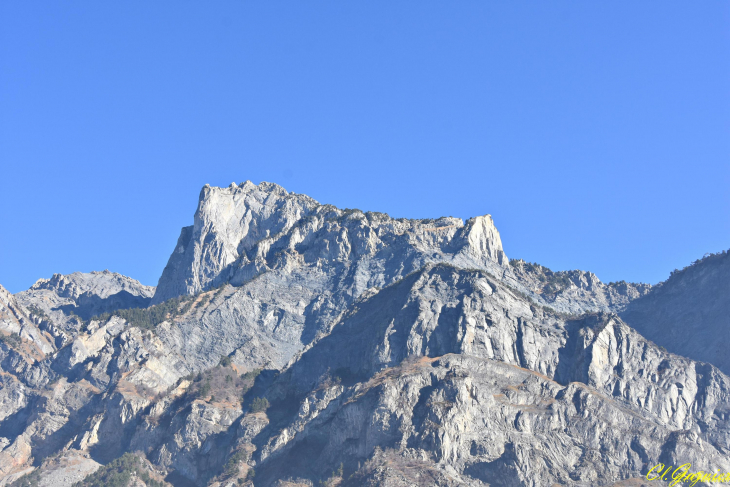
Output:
621 249 730 375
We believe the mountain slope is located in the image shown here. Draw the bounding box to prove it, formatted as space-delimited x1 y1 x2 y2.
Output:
146 182 654 376
152 181 508 304
15 270 155 345
0 181 723 487
243 265 730 485
621 249 730 375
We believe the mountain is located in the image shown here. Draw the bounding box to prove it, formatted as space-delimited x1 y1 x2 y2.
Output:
153 182 650 318
152 181 508 304
0 283 55 361
15 270 155 345
253 265 730 486
0 181 726 487
621 250 730 375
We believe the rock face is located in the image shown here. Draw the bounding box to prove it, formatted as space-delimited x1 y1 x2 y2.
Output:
0 284 55 358
152 182 508 305
254 266 730 485
0 181 727 487
508 259 652 315
154 182 649 317
147 182 649 376
15 270 155 338
621 250 730 376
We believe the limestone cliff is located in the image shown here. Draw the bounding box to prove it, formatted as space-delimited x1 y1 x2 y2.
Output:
0 181 726 487
152 182 508 305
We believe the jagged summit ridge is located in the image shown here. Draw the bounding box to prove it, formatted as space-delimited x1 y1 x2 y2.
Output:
152 180 509 304
152 180 649 317
16 270 155 336
27 270 155 300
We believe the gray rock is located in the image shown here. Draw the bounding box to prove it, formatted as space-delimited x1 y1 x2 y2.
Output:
508 259 652 315
149 182 647 377
153 181 508 305
1 181 726 487
15 270 155 336
0 284 55 357
621 250 730 376
254 266 730 486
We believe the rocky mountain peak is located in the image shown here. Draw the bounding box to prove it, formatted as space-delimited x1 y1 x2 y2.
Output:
152 181 509 304
461 214 507 265
152 181 654 319
1 181 727 487
153 181 320 303
16 271 155 336
28 270 154 301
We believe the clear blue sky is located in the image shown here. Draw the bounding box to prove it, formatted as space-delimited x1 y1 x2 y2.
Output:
1 2 728 293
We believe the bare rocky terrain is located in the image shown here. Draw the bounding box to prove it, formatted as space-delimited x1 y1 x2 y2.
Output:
0 181 727 487
620 251 730 376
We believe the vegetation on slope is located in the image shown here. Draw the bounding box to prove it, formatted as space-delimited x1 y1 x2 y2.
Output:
85 295 194 331
509 259 573 294
668 248 728 279
72 452 168 487
183 361 261 405
82 283 229 334
0 332 23 350
8 469 41 487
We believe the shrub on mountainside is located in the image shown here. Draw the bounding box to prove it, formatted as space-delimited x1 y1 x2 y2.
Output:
0 332 23 350
196 294 210 309
250 397 269 413
71 452 166 487
86 294 195 332
85 287 226 333
188 364 252 404
26 304 48 321
9 468 41 487
241 368 261 382
224 450 249 477
509 259 573 294
669 248 728 279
